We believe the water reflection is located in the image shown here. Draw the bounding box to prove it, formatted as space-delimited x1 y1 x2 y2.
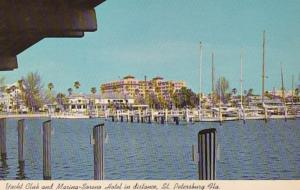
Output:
1 119 300 179
16 161 27 180
0 154 9 179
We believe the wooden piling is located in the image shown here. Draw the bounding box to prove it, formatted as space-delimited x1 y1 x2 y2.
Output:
197 128 216 180
165 109 168 123
284 107 287 122
111 116 115 122
161 116 165 124
175 117 179 125
120 116 123 122
151 109 154 123
127 110 130 122
18 119 25 164
93 123 105 180
264 107 268 123
186 108 189 123
0 118 7 159
43 120 52 180
17 161 26 179
130 116 133 123
116 110 120 121
141 117 144 123
148 116 151 124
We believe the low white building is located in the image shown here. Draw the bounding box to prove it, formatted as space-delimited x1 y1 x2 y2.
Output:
66 94 90 114
64 94 135 115
97 98 135 111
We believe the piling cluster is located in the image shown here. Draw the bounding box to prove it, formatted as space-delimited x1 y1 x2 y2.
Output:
0 117 216 180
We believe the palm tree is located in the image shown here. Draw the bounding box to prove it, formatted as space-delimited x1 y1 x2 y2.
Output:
68 88 73 96
232 88 237 96
91 87 97 95
47 83 55 104
231 88 237 104
247 88 254 96
74 81 80 93
90 87 97 114
48 83 54 91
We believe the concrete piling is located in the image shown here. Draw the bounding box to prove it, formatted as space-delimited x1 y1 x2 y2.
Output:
197 128 217 180
141 117 144 123
174 117 179 125
0 118 7 159
130 116 133 123
18 119 25 164
93 123 105 180
43 120 52 180
160 116 165 124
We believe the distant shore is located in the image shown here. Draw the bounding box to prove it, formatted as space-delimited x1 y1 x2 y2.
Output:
0 113 97 119
0 113 49 119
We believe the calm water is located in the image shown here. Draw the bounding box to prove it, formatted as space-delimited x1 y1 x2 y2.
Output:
0 118 299 180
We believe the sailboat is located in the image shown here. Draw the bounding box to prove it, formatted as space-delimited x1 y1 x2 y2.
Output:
198 42 203 121
241 31 267 120
200 52 221 122
267 64 295 120
262 30 269 122
205 53 238 122
239 49 246 123
281 63 288 121
218 78 223 124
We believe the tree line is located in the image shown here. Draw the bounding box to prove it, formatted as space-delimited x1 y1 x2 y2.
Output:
0 72 98 112
1 72 300 112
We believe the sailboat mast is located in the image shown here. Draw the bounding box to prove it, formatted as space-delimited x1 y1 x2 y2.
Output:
240 49 243 108
219 78 222 105
199 42 202 110
281 63 285 104
292 75 294 105
212 52 215 106
262 30 266 105
219 76 222 123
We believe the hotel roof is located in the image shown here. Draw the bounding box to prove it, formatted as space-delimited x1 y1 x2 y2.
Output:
123 75 135 79
152 76 164 80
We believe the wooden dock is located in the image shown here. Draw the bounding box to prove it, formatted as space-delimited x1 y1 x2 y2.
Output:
104 108 240 125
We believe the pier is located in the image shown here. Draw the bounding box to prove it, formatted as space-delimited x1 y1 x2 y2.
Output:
102 105 299 125
0 118 106 180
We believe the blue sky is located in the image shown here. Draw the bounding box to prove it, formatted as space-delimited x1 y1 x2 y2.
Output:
2 0 300 94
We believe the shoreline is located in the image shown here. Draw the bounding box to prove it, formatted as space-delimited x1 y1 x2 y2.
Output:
0 113 103 119
0 113 299 122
